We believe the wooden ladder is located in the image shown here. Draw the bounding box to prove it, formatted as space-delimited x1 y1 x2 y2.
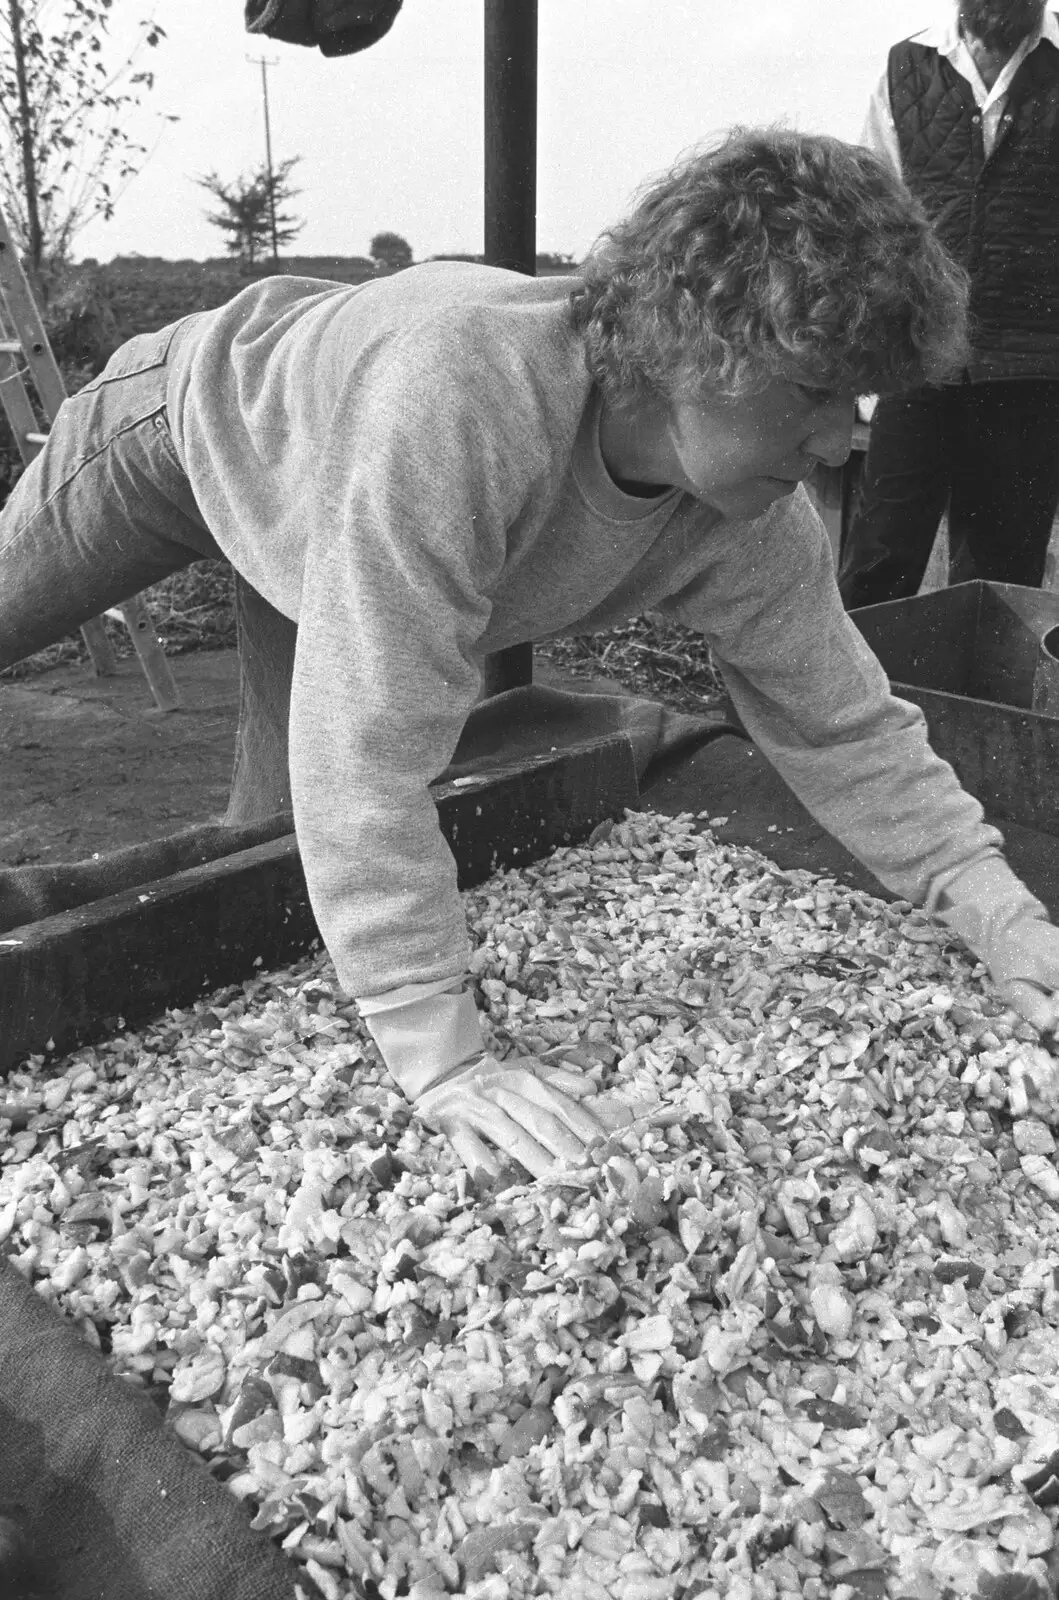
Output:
0 208 180 712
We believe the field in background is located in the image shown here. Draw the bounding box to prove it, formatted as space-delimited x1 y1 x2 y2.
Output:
97 253 379 339
93 251 576 341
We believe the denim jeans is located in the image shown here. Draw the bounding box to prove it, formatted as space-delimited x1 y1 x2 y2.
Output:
0 321 297 824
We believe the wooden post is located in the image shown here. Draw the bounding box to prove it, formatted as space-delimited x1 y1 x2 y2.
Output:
481 0 537 697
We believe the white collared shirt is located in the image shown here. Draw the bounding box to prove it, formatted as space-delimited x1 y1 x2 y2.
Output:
862 4 1059 173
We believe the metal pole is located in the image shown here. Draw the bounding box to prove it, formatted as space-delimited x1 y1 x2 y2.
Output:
483 0 538 274
249 55 280 266
481 0 537 694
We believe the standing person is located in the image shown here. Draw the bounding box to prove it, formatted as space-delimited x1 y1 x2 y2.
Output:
838 0 1059 609
4 128 1059 1180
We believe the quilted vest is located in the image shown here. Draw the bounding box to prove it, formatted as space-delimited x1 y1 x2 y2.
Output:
889 37 1059 379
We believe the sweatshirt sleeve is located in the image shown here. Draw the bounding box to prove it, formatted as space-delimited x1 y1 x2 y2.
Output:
288 325 548 1000
659 488 1004 903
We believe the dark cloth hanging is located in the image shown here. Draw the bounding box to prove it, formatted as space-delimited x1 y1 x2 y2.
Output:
245 0 403 57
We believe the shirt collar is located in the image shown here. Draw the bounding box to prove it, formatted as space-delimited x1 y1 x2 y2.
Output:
920 5 1059 57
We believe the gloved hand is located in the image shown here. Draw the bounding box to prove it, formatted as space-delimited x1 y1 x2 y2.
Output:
414 1053 609 1180
359 980 609 1178
931 853 1059 1032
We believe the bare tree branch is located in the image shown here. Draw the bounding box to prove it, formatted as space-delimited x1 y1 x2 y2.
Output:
0 0 172 290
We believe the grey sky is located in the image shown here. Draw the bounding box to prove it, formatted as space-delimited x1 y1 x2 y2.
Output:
77 0 945 264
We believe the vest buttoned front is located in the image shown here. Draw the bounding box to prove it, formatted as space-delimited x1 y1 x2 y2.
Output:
889 38 1059 379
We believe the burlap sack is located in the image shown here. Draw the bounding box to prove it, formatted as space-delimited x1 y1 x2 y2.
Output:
0 1257 300 1600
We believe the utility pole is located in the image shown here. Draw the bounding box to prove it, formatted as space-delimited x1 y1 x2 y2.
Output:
247 54 279 267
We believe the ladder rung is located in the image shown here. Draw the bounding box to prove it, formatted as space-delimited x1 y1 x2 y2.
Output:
25 431 47 445
0 340 21 354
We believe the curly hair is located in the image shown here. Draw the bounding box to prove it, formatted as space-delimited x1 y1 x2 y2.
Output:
570 126 970 407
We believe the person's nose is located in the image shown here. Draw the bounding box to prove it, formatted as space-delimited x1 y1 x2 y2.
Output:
805 394 855 469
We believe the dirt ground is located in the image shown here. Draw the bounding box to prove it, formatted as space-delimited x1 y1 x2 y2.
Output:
0 651 240 867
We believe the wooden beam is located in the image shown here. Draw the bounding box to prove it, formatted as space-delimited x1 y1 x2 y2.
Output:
0 734 638 1069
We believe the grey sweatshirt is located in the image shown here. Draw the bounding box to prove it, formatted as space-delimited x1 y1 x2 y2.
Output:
166 262 1001 999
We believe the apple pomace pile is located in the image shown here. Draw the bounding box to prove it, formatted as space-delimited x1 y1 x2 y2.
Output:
4 808 1059 1600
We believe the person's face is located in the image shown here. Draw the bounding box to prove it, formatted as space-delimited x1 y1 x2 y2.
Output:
959 0 1046 53
665 378 856 518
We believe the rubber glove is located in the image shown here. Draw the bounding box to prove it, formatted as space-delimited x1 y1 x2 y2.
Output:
931 852 1059 1033
359 981 608 1178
